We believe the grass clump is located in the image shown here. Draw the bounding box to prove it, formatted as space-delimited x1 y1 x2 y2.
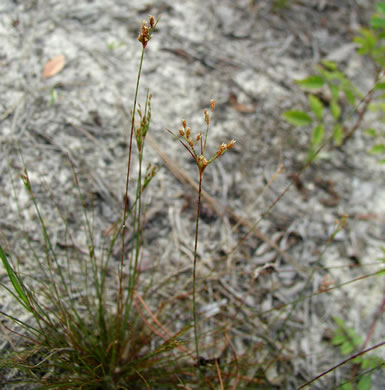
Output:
0 15 244 389
0 16 191 389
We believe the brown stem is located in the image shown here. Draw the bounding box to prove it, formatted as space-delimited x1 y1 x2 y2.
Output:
192 169 203 367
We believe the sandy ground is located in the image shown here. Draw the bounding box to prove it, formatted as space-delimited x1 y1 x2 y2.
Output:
1 0 385 388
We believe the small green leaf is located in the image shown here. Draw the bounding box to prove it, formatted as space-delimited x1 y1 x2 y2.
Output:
359 28 378 46
354 36 370 55
334 125 343 146
308 95 323 119
296 75 324 89
334 316 345 328
343 88 356 105
375 82 385 90
331 333 345 345
331 101 341 120
361 358 370 370
340 382 354 390
353 356 363 365
312 125 324 145
341 341 354 355
365 128 377 137
358 375 371 390
377 2 385 15
370 144 385 154
371 16 385 29
330 84 339 101
321 60 338 70
351 334 363 347
282 110 312 126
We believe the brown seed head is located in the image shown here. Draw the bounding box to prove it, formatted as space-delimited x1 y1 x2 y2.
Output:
226 139 236 149
138 20 152 48
204 109 210 125
149 15 155 28
210 99 216 112
196 133 202 141
189 140 194 147
186 127 191 139
182 119 187 129
179 129 185 137
197 155 208 168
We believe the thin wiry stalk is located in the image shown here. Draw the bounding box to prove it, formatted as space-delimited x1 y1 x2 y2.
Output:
116 14 158 370
118 46 145 322
192 169 203 367
127 94 149 305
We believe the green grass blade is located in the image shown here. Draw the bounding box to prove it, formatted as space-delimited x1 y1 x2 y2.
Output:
0 246 31 312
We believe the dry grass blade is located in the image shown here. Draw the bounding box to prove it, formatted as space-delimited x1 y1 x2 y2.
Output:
134 292 195 359
215 358 224 390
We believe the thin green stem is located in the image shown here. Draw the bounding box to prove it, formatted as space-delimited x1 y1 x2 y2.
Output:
111 47 146 373
117 46 145 326
192 169 203 368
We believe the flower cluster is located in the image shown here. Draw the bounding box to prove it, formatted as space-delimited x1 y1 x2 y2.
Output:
138 16 157 48
174 100 235 173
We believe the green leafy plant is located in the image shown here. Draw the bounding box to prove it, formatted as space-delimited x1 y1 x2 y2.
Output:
331 317 385 390
283 2 385 163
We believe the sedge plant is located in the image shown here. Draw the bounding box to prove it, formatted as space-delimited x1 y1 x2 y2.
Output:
168 102 236 368
0 15 199 389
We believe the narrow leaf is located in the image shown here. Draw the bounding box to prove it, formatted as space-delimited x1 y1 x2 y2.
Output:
308 95 323 119
296 75 324 89
330 101 341 120
312 125 324 145
321 60 338 70
330 84 339 101
334 125 343 146
333 316 345 328
369 144 385 154
0 246 31 311
282 111 312 126
343 88 356 105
